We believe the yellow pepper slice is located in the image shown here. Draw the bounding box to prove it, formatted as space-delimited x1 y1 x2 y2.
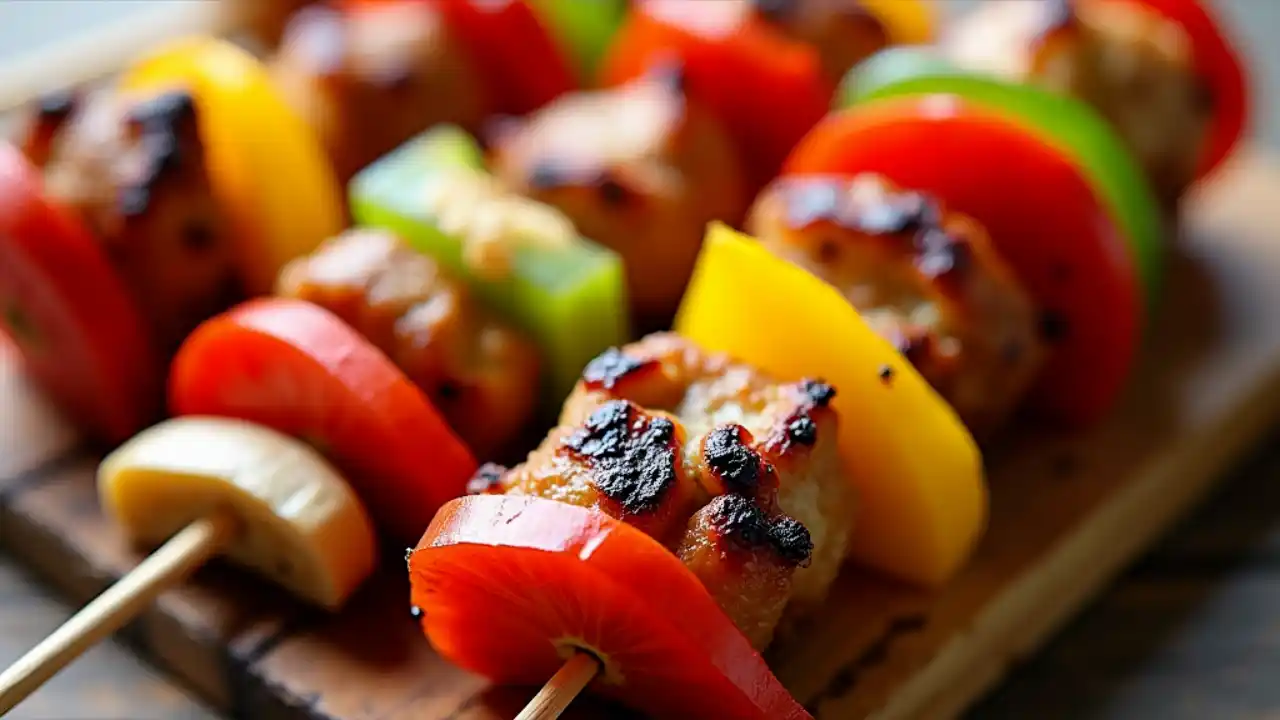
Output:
674 224 986 587
861 0 936 46
118 37 343 295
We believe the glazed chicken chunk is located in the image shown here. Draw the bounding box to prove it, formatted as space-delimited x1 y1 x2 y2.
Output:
749 173 1044 435
24 88 241 358
277 228 541 460
489 65 748 333
947 0 1213 205
271 0 487 184
475 333 853 649
753 0 891 85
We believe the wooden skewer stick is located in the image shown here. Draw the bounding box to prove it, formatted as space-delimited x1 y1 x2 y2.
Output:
514 652 602 720
0 513 239 715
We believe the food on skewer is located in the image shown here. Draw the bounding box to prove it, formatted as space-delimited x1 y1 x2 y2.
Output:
411 494 813 720
351 124 630 403
0 143 160 445
839 45 1165 308
600 0 935 194
169 297 477 544
747 173 1044 436
270 0 488 184
488 66 747 332
941 0 1247 206
409 225 987 718
781 93 1144 428
677 224 985 585
277 228 542 460
480 332 852 646
101 416 378 609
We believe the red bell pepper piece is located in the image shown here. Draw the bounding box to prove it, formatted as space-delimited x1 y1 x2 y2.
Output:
0 142 161 445
169 297 477 543
409 493 812 720
1118 0 1248 179
784 94 1141 427
600 0 831 193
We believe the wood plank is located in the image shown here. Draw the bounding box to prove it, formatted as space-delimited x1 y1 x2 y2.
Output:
0 554 217 720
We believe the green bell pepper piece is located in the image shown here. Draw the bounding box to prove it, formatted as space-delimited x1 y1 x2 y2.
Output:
528 0 628 84
838 46 1164 312
350 125 630 407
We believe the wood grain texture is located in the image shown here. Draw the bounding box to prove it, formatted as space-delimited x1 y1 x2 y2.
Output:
0 145 1278 720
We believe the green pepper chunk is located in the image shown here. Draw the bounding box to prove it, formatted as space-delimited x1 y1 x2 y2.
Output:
528 0 628 83
350 125 630 407
838 46 1164 312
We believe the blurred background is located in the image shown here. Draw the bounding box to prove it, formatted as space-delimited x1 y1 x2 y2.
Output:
1 0 1276 145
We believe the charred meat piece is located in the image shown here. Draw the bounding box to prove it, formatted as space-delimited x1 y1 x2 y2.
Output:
752 0 890 86
677 493 812 649
33 88 242 357
1028 0 1212 203
276 228 541 460
486 333 851 647
271 1 487 184
489 66 749 333
748 173 1044 435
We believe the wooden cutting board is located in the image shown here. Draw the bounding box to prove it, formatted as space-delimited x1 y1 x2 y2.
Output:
2 145 1280 719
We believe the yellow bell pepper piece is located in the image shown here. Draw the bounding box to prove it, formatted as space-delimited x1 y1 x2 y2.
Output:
674 224 986 586
118 37 343 295
861 0 936 46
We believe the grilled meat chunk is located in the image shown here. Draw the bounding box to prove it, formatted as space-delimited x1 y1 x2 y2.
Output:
271 1 487 184
752 0 890 86
484 333 852 647
749 173 1044 435
947 0 1212 205
489 67 748 333
29 88 241 357
276 228 541 459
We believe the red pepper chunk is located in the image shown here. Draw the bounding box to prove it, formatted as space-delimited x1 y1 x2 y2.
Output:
0 142 161 445
784 94 1141 427
169 297 477 544
1117 0 1248 179
410 494 812 720
600 0 831 193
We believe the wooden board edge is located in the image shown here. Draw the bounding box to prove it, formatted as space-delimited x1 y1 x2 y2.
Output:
873 363 1280 719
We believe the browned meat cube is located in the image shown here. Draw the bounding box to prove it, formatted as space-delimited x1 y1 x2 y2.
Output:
31 88 242 358
748 173 1044 436
482 333 853 647
488 67 748 333
276 228 541 460
270 1 487 184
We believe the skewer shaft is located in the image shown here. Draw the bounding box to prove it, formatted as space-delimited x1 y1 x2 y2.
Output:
514 652 602 720
0 513 237 714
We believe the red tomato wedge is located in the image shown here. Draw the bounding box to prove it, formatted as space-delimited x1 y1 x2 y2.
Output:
600 0 831 192
1117 0 1248 179
784 94 1141 427
0 142 160 445
169 297 477 543
410 494 811 720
